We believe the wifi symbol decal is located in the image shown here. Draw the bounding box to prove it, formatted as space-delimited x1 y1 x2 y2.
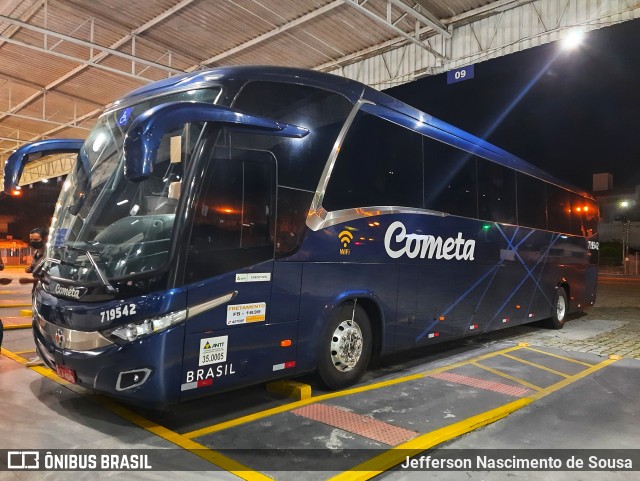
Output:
339 230 353 247
338 230 353 255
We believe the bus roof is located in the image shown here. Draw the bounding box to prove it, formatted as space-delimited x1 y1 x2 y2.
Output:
108 65 592 200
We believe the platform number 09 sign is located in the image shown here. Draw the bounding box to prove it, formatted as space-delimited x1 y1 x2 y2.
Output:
447 65 475 84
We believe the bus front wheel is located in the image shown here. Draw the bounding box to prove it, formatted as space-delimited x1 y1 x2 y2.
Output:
317 303 372 390
547 286 568 329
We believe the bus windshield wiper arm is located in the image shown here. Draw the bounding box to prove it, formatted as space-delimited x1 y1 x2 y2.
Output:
65 245 117 294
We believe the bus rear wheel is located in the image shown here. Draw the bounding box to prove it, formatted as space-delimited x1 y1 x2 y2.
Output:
317 303 372 390
547 286 568 329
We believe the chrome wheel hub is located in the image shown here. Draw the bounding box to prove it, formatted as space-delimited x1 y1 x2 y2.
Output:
330 319 363 372
557 295 566 321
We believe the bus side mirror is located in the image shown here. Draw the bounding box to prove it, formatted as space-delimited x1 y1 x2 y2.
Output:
3 139 84 193
123 101 308 183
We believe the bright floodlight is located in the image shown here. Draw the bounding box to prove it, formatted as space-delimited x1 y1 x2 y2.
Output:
562 29 585 50
620 200 630 208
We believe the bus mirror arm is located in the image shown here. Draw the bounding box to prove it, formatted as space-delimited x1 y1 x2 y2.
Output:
3 139 84 193
122 101 309 182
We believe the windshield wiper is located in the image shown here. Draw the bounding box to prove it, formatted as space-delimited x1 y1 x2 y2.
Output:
64 245 117 295
32 257 60 278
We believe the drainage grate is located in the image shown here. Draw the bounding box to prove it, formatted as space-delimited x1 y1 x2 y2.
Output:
429 371 532 397
291 403 418 446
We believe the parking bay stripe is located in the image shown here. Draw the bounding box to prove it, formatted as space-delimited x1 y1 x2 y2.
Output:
329 398 532 481
470 361 543 391
183 345 526 439
328 356 619 481
0 347 273 481
524 346 595 367
500 353 571 378
2 345 619 478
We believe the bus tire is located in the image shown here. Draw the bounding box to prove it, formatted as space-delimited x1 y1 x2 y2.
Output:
317 303 372 390
547 286 568 329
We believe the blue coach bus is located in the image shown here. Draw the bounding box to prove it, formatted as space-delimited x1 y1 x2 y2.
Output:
4 66 598 406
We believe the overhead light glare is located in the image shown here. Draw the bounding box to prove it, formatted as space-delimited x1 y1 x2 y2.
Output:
562 29 585 50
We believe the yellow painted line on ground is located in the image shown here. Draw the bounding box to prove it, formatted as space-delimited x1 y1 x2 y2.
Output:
0 290 22 295
93 398 274 481
500 353 571 378
329 356 621 481
3 323 32 330
471 361 542 391
184 345 525 439
184 372 427 439
0 347 274 481
9 349 36 355
418 345 525 377
524 346 594 367
328 398 532 481
1 347 30 365
528 356 619 402
0 303 31 308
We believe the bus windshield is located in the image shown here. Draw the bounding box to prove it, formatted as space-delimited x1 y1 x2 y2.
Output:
45 87 220 285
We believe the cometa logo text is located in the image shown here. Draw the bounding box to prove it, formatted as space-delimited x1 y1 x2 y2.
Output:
384 221 475 261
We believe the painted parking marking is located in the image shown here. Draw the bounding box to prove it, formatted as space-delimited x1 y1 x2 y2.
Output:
328 356 619 481
1 342 621 480
470 361 543 391
183 345 526 439
183 372 427 439
0 347 272 481
500 352 571 378
428 372 532 397
3 323 32 330
527 355 619 401
328 398 532 481
291 404 418 445
524 346 595 367
9 349 36 355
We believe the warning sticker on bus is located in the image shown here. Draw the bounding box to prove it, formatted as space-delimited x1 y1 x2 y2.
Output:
226 303 266 325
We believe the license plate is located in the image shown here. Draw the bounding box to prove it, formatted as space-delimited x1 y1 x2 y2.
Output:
56 365 77 384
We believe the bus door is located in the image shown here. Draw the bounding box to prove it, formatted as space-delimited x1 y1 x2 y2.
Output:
180 141 294 397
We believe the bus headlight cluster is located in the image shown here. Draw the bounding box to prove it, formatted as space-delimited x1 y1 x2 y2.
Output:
104 309 187 342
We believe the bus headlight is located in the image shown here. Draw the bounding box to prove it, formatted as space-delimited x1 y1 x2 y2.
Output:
103 309 187 342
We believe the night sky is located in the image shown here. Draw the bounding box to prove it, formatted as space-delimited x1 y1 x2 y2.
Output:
386 18 640 193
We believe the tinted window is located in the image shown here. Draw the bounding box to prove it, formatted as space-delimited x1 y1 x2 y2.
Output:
186 136 276 282
547 185 572 234
571 194 599 237
233 81 352 191
276 187 314 257
323 112 423 211
424 138 477 218
477 158 516 224
516 174 547 230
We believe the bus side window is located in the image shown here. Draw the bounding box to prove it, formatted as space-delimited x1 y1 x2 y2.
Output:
185 142 276 283
423 138 478 218
547 186 572 234
516 173 548 230
232 81 352 192
323 111 423 212
477 157 516 224
276 187 314 257
571 193 598 237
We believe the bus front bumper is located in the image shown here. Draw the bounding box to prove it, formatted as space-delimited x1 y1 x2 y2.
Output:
32 316 185 407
